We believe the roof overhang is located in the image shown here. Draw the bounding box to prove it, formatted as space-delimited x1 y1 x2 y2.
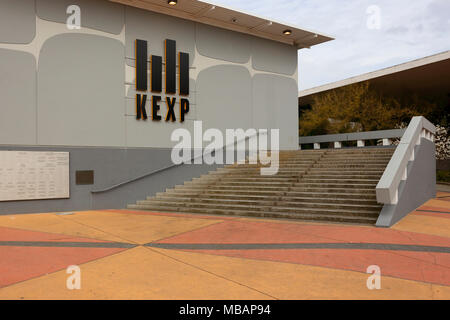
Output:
299 50 450 102
109 0 334 49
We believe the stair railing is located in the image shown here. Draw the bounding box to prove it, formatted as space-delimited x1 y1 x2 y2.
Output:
92 130 266 194
298 129 405 149
376 116 435 205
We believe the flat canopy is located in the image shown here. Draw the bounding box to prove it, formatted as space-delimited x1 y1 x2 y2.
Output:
109 0 334 48
299 50 450 103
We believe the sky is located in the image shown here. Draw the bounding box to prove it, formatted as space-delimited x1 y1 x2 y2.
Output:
209 0 450 91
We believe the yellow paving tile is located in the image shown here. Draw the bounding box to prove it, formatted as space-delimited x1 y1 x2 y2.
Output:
152 249 450 300
392 214 450 238
0 211 222 244
0 247 270 300
424 199 450 210
57 211 223 244
0 212 124 242
436 192 450 198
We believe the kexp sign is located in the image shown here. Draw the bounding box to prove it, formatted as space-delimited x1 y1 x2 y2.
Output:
135 39 190 122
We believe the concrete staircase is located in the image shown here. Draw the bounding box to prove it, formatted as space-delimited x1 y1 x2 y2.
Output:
128 147 395 225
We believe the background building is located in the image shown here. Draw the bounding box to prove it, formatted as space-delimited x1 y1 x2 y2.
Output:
298 50 449 172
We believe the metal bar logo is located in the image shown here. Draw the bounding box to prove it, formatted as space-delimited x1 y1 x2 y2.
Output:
135 39 190 122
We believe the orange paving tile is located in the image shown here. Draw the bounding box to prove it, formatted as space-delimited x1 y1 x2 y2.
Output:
152 248 450 300
0 246 128 288
418 205 450 212
0 226 110 243
0 247 270 300
57 210 223 244
423 199 450 209
156 219 450 247
0 212 127 242
392 214 450 238
0 192 449 299
436 192 450 201
188 249 450 286
413 211 450 219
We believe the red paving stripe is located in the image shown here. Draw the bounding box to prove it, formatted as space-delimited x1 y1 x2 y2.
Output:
413 211 450 219
418 205 450 212
0 226 111 243
0 246 128 288
104 209 236 220
156 220 450 247
189 248 450 286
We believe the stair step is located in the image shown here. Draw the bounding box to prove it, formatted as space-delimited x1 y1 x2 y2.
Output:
150 195 379 206
214 169 306 174
127 204 378 224
293 183 376 189
164 189 283 197
308 170 384 174
285 187 376 193
301 178 379 184
306 174 382 179
284 191 377 200
159 190 377 200
176 185 291 192
185 181 296 187
128 148 395 225
319 161 390 165
314 164 388 168
140 199 381 213
196 176 300 182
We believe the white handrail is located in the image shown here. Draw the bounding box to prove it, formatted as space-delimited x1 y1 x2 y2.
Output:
376 116 435 205
299 129 405 149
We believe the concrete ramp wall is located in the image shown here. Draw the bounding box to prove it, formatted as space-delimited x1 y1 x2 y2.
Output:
376 138 436 227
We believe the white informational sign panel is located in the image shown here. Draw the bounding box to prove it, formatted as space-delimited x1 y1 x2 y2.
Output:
0 151 70 201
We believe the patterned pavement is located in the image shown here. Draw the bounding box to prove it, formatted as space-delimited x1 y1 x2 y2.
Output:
0 192 449 299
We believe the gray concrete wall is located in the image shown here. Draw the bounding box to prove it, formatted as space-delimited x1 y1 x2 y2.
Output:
37 33 125 147
37 0 124 34
0 0 36 44
0 0 299 150
0 145 220 214
0 48 37 145
376 138 436 227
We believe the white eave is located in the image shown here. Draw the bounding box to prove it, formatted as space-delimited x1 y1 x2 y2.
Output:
299 50 450 97
109 0 334 48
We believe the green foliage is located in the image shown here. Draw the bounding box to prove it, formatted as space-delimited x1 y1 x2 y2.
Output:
437 170 450 183
299 81 447 136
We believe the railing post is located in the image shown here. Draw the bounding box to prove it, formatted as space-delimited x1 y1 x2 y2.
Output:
314 143 320 150
334 141 342 149
382 138 392 146
357 140 365 147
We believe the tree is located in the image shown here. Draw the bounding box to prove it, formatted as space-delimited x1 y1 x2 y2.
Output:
299 82 418 136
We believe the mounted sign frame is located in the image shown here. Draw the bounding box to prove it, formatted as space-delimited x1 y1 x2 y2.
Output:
0 151 70 202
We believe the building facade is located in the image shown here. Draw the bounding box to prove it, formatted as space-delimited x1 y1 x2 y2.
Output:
0 0 332 214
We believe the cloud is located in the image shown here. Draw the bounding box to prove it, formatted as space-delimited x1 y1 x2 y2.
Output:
386 26 409 35
210 0 450 90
